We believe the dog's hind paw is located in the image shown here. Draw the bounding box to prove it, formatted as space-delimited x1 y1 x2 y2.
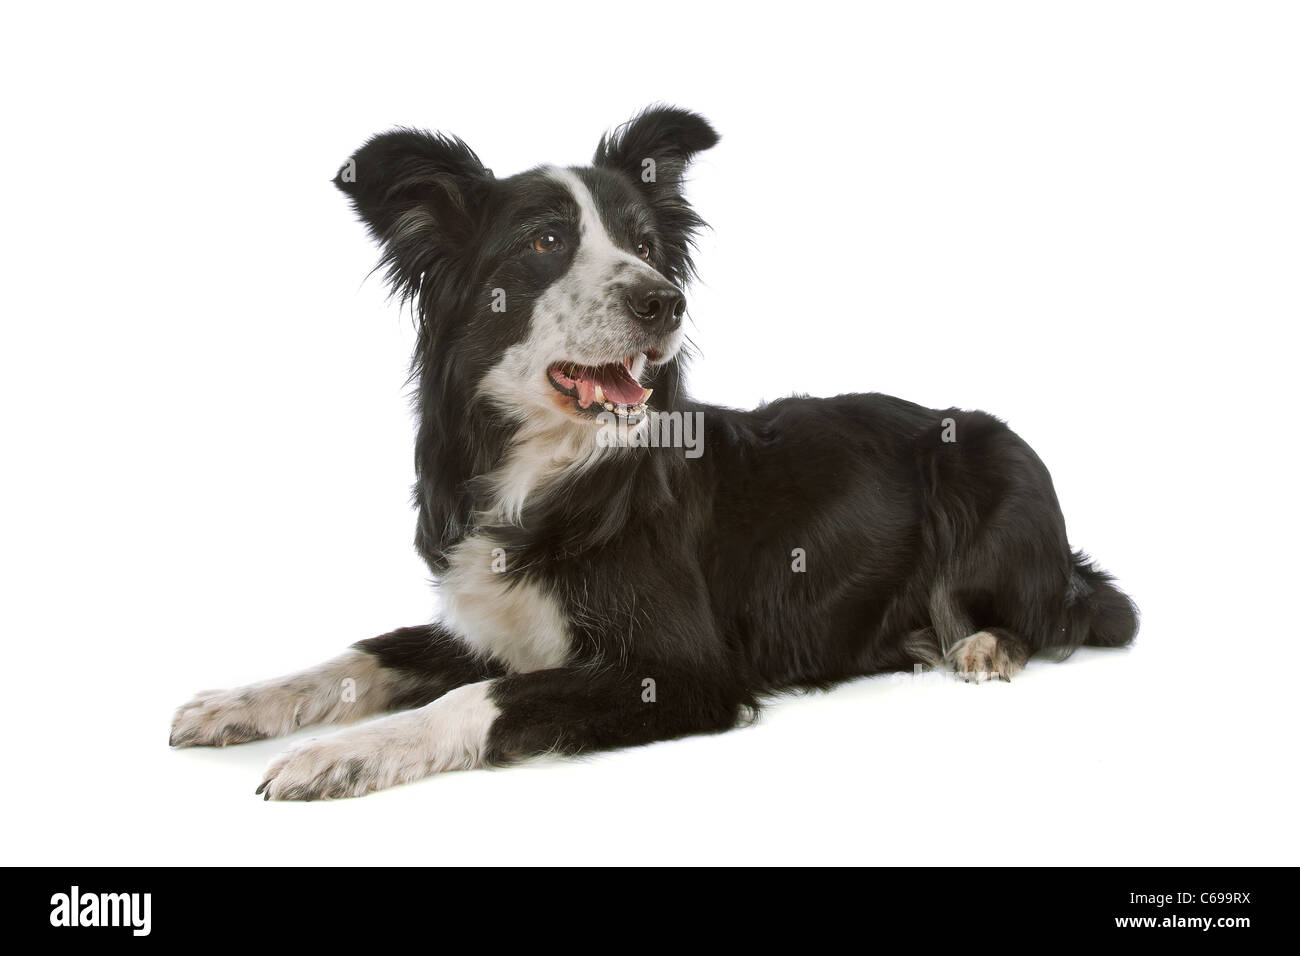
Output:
946 629 1028 683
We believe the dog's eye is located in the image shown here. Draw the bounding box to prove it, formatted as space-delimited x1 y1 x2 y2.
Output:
635 240 652 261
532 232 563 254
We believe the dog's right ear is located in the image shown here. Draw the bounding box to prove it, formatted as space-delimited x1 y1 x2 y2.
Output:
334 129 492 300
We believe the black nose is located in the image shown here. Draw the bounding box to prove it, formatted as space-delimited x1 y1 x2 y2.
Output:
625 283 685 332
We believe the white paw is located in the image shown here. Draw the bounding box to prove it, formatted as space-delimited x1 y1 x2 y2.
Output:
170 650 385 748
257 681 499 801
257 724 417 800
170 687 301 747
947 630 1026 683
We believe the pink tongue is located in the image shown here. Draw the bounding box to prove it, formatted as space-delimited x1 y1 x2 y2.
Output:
577 364 648 407
596 364 649 405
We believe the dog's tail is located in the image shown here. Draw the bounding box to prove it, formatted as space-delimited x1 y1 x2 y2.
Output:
1064 551 1139 649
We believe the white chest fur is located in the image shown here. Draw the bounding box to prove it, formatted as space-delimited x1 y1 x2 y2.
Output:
439 532 572 672
437 427 605 672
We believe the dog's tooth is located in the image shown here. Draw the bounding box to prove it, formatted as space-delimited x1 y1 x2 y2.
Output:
603 402 614 411
593 383 606 404
642 388 653 402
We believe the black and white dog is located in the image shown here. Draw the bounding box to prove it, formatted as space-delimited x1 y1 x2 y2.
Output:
171 106 1137 800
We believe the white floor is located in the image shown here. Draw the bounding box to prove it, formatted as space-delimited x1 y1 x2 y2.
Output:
9 589 1294 865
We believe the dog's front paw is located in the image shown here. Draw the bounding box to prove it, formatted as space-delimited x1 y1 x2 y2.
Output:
170 687 298 747
257 727 415 801
256 683 498 800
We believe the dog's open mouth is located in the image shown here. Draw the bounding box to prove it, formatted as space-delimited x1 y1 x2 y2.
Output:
547 356 653 422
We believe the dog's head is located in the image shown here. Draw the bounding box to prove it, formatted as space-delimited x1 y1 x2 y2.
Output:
335 106 717 430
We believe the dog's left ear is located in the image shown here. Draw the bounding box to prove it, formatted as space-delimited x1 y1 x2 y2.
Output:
594 105 718 283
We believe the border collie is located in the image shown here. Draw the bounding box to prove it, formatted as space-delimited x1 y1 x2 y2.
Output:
170 106 1138 800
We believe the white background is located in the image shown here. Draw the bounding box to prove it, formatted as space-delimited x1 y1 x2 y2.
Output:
2 1 1297 865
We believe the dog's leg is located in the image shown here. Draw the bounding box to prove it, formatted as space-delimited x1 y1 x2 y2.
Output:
945 627 1030 683
257 666 748 800
169 624 497 747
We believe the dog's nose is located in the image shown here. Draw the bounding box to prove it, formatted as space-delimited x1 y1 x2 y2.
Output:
625 283 685 332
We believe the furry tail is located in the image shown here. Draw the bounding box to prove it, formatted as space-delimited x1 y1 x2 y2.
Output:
1066 551 1139 649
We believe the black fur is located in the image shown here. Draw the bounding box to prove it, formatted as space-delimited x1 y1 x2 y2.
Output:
330 105 1138 766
